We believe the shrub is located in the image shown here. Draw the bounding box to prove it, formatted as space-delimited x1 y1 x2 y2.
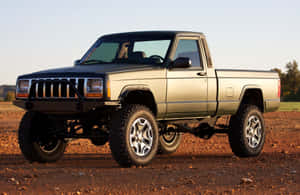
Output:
4 91 15 101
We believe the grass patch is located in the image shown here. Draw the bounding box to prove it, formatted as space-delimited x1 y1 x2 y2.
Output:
279 102 300 112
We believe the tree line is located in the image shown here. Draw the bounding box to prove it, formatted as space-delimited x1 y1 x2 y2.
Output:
272 60 300 101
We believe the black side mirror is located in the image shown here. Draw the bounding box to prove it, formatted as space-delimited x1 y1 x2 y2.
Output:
171 57 191 68
74 59 81 66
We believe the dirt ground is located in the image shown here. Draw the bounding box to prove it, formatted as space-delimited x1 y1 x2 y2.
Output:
0 110 300 194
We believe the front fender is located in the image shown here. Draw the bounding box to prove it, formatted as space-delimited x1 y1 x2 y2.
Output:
118 84 153 101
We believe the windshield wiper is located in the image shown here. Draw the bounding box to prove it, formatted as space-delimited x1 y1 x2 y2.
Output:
81 59 107 65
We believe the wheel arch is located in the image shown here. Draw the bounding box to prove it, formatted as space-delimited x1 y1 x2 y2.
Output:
119 85 158 116
237 86 264 112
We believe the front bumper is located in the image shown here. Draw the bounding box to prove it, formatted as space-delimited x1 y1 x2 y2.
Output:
13 100 120 114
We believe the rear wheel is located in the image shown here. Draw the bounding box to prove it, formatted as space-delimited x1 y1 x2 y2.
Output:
228 105 265 157
109 105 159 167
18 112 67 163
158 128 182 154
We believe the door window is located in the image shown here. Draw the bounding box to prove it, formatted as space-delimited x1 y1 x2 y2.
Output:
174 39 203 69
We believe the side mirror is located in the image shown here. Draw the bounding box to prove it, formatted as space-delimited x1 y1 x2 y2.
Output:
74 59 81 66
171 57 191 68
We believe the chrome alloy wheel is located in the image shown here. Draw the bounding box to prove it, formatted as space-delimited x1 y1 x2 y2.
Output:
129 117 153 157
246 115 262 148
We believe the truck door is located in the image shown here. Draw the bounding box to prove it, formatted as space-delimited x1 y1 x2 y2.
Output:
166 37 208 118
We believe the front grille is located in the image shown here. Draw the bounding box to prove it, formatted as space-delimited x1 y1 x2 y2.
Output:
29 78 85 99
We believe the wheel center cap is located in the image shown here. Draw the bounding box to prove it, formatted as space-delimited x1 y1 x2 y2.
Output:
138 132 143 141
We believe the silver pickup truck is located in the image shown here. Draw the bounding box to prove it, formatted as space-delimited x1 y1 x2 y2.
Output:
14 31 280 167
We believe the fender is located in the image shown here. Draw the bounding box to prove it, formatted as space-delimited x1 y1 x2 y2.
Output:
237 85 264 111
118 84 155 102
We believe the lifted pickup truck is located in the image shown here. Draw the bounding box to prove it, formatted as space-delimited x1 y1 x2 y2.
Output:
14 31 280 167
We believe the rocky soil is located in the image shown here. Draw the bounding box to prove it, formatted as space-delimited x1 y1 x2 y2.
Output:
0 110 299 194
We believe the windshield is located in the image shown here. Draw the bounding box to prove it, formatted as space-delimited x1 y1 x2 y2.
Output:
80 38 171 65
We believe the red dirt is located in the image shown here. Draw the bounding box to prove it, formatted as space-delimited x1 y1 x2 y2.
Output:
0 111 300 194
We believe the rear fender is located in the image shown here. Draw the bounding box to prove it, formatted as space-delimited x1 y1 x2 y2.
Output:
237 85 264 112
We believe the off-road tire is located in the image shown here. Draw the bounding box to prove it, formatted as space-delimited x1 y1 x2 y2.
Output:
109 104 159 167
18 112 67 163
158 132 182 154
228 105 265 157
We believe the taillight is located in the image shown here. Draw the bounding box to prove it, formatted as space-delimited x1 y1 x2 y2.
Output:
278 79 281 98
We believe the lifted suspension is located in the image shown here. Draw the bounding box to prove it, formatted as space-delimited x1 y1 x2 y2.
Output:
160 119 229 140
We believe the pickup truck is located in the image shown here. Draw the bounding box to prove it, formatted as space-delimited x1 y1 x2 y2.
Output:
14 31 280 167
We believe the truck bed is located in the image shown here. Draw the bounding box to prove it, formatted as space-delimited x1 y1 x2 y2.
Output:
215 69 280 115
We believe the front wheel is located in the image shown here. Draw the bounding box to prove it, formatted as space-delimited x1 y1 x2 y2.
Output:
228 105 265 157
109 105 159 167
18 112 67 163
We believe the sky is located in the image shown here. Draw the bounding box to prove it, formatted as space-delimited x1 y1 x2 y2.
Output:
1 0 299 85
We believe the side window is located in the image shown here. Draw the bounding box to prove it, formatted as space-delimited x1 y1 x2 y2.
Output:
174 39 203 69
133 40 170 58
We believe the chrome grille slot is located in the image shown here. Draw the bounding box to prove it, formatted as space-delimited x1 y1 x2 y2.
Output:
45 81 51 97
78 79 84 96
37 81 43 97
61 79 67 97
29 78 85 99
53 80 59 97
69 79 76 97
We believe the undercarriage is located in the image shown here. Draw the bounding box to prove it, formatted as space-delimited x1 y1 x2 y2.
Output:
44 112 230 142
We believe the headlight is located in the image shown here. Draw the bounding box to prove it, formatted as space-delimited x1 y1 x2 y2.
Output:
85 78 103 98
16 80 30 98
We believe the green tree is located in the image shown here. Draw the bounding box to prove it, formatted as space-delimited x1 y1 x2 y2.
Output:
285 60 300 95
271 68 282 76
272 60 300 101
4 91 15 101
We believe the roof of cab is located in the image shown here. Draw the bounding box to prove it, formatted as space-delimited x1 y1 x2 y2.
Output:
101 31 204 39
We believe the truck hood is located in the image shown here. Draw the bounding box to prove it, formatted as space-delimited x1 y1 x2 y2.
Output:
18 64 161 79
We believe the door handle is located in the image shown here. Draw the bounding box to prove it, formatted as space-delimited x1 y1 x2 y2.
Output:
197 72 207 76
